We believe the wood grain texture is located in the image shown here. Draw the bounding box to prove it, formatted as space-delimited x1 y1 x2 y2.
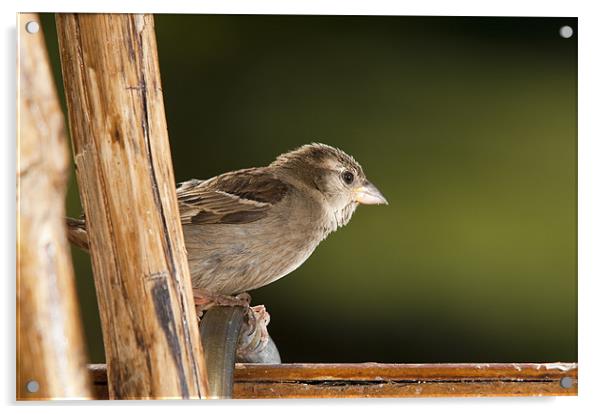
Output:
89 363 577 399
17 13 92 400
55 13 208 399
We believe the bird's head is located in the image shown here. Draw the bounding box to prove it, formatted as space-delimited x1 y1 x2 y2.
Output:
271 143 387 228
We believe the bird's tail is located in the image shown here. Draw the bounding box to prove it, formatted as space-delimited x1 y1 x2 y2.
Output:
66 217 89 251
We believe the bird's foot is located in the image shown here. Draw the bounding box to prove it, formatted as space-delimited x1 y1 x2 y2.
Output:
193 288 251 318
237 305 271 361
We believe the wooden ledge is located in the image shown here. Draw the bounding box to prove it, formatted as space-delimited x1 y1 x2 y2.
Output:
89 362 577 399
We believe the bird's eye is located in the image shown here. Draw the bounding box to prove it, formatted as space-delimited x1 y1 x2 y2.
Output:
342 171 355 185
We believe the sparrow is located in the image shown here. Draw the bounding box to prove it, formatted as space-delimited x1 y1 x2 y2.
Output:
67 143 387 307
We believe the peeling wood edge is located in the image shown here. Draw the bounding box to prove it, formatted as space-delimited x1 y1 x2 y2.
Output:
233 362 578 380
88 363 577 399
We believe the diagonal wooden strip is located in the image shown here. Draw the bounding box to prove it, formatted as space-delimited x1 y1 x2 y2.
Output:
17 13 92 400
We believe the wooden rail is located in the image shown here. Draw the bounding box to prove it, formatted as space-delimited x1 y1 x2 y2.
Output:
55 13 207 399
17 13 92 400
89 362 577 398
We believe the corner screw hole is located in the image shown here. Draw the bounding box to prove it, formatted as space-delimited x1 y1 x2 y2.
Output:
25 21 40 34
559 25 573 39
560 376 573 389
26 380 40 393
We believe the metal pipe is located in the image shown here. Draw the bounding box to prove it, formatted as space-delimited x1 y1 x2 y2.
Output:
200 305 281 398
199 306 246 398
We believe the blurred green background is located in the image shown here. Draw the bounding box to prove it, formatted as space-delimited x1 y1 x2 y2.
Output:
39 15 577 363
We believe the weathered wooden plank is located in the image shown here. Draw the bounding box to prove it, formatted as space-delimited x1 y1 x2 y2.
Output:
16 13 91 400
233 379 575 398
234 362 578 380
56 13 208 399
88 363 578 399
17 13 93 401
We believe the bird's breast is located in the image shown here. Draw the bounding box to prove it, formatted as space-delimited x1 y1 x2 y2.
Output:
184 191 328 295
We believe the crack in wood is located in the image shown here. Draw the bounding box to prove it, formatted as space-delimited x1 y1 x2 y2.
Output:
243 378 563 386
151 279 189 398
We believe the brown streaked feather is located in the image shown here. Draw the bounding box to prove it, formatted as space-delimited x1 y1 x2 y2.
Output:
177 168 289 225
65 217 89 250
210 168 290 203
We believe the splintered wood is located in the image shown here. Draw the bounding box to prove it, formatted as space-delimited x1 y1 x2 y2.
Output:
55 14 207 399
89 362 578 398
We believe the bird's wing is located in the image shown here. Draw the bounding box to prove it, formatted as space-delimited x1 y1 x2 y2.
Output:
177 168 289 225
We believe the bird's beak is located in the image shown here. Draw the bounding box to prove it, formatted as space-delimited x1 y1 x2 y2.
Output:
354 181 388 205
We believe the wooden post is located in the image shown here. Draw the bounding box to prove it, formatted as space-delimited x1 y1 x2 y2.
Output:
17 13 92 400
55 14 208 399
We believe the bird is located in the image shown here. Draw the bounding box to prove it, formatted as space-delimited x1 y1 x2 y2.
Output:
67 143 387 309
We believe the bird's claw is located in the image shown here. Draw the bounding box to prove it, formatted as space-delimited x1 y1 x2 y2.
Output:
236 305 271 361
192 289 273 360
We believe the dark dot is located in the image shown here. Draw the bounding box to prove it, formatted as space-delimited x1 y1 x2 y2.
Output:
342 171 354 185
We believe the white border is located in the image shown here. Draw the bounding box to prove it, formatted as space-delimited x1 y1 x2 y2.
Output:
3 1 601 413
3 0 585 16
